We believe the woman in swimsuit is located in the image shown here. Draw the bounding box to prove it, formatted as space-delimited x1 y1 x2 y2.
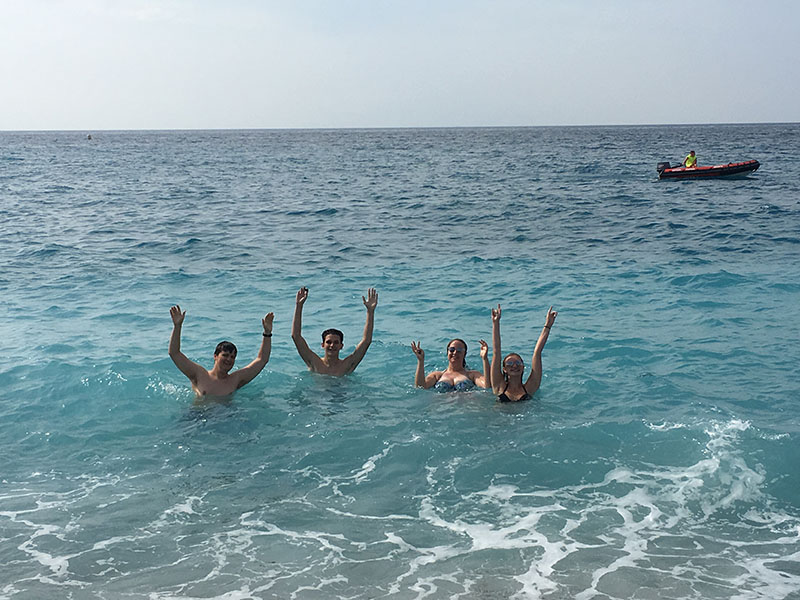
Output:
490 304 557 402
411 338 490 391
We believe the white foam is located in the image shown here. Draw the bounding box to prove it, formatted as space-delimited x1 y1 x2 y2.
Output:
289 574 348 600
152 495 203 528
351 444 392 483
385 537 462 596
147 586 255 600
645 420 688 431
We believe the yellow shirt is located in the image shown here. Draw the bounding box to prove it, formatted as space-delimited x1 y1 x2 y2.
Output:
685 154 697 168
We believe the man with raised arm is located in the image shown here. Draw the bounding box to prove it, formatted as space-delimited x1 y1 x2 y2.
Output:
169 305 274 399
291 286 378 376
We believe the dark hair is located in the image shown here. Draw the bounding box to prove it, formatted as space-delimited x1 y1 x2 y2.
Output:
321 328 344 343
447 338 468 369
502 353 524 382
214 341 237 356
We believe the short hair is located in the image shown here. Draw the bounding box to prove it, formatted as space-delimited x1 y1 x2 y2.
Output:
321 328 344 343
214 341 237 356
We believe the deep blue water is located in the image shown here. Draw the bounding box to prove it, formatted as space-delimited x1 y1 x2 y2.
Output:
1 125 799 599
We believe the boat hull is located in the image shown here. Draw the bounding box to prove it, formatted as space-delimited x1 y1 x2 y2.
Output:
658 160 760 180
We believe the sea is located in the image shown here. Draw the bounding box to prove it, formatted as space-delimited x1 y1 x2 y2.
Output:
1 124 799 599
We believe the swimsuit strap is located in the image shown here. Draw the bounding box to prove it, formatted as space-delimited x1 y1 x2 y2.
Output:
498 382 530 402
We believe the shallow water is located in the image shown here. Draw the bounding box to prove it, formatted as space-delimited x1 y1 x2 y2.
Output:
1 125 799 598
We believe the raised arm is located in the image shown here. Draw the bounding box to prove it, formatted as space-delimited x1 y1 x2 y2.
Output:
291 287 320 369
525 306 557 393
490 305 503 394
341 288 378 373
411 341 440 389
232 312 274 388
168 305 204 383
470 340 491 388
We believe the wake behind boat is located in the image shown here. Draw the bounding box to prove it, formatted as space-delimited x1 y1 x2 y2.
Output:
657 159 760 179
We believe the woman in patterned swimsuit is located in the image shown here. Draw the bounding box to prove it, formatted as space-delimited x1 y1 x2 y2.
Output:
411 337 490 392
490 304 557 402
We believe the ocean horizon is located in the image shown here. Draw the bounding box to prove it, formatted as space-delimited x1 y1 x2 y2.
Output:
5 120 800 133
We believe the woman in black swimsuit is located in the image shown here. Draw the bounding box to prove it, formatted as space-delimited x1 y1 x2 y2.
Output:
490 304 557 402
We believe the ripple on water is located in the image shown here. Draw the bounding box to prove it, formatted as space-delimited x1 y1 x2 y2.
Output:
1 125 799 598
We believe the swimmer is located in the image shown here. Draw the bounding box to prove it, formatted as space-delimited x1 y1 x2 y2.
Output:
168 305 273 399
411 338 490 391
291 286 378 376
490 304 557 402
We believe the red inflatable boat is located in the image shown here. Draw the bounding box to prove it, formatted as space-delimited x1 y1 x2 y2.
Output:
657 159 760 179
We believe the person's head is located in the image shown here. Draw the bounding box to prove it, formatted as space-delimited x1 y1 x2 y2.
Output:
446 338 468 369
689 150 696 156
321 328 344 354
214 341 237 372
502 353 525 381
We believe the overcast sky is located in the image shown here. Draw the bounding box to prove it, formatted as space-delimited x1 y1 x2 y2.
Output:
2 0 798 130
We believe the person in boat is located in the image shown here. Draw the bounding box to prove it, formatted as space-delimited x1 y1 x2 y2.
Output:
291 286 378 376
490 304 557 402
168 305 274 399
411 337 490 391
682 150 698 168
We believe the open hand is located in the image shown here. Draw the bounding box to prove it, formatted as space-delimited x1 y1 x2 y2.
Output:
170 305 185 326
363 288 378 311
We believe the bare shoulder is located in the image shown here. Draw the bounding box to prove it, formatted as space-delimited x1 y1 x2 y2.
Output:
304 353 327 372
425 370 444 383
192 368 213 385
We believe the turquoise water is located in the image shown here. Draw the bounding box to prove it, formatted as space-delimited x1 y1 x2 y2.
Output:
1 125 799 599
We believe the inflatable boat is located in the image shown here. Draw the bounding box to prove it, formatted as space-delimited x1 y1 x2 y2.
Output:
656 159 760 180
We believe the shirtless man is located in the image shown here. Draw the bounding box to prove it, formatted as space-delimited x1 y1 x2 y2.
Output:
291 286 378 376
169 305 274 399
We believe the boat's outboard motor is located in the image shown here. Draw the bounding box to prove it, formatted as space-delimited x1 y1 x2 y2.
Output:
656 161 671 173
